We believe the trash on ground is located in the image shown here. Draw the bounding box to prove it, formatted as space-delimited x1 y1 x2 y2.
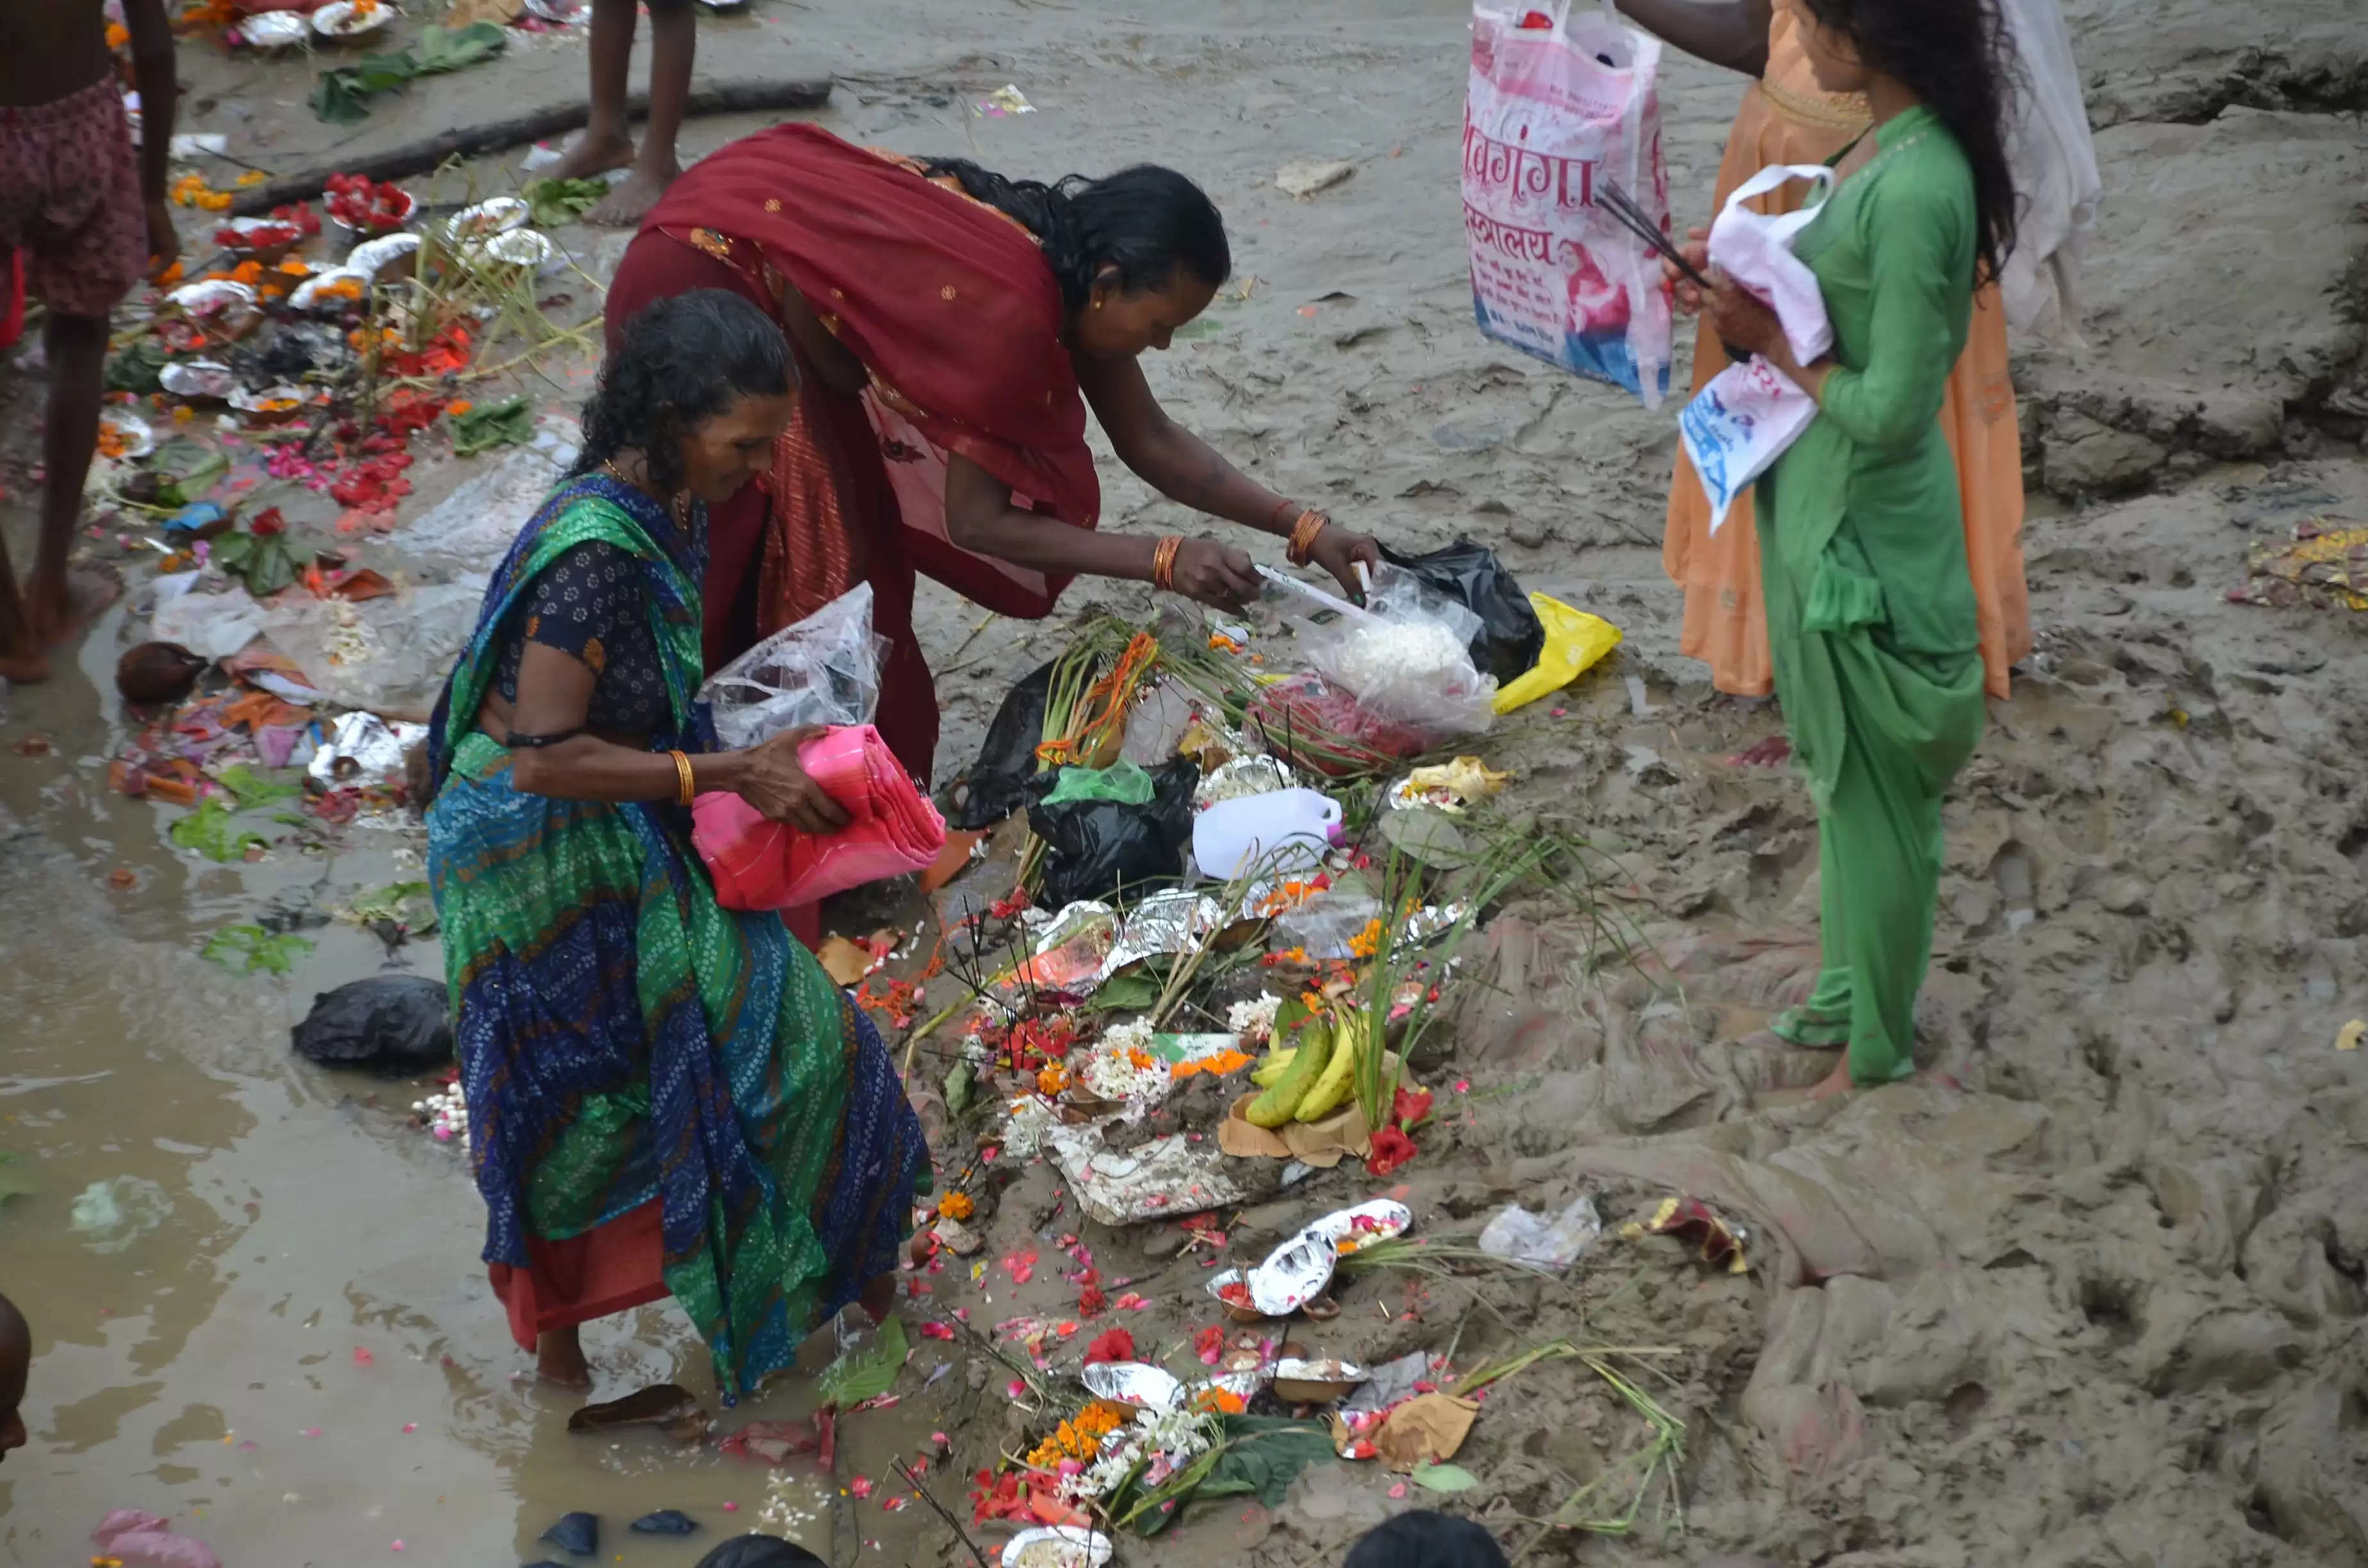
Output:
290 975 454 1072
1619 1195 1750 1274
90 1510 222 1568
1477 1195 1602 1270
70 1177 174 1254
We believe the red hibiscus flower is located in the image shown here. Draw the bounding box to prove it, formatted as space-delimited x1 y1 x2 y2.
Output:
1392 1086 1435 1130
1367 1125 1418 1175
1083 1328 1136 1366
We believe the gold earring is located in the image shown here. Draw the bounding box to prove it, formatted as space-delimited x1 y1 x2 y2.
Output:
1092 298 1103 310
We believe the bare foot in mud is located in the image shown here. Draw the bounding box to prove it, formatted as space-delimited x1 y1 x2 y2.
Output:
536 1327 593 1389
542 128 636 189
587 158 679 228
1728 734 1792 768
1804 1060 1857 1101
4 569 122 682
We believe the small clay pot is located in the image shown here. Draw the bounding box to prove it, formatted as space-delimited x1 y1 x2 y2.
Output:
117 641 208 705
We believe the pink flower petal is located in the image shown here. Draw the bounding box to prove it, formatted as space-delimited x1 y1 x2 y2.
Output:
301 1427 322 1437
400 1423 417 1433
353 1348 375 1367
723 1502 739 1512
1388 1482 1408 1500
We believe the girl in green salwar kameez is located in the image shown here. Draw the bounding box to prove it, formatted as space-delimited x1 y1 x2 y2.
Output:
1671 0 2022 1096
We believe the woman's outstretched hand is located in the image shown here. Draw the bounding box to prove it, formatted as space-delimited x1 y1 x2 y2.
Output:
1171 538 1262 612
736 725 850 835
1303 522 1384 607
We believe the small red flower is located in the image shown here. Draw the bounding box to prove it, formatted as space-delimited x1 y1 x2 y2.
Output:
1392 1086 1435 1130
1083 1328 1135 1366
919 1321 955 1341
1194 1325 1226 1364
1367 1125 1418 1176
1076 1285 1108 1318
249 507 286 537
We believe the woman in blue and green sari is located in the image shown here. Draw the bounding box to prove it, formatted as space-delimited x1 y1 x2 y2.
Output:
425 289 928 1394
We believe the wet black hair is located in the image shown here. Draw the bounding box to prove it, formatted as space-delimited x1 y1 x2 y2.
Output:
575 288 795 498
691 1535 826 1568
918 158 1231 312
1797 0 2019 284
1344 1510 1512 1568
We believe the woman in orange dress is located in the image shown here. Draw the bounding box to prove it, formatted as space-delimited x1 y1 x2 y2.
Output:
1619 0 2027 717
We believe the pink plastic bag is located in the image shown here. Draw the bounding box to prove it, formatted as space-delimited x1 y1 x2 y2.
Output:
692 724 946 912
1463 0 1673 405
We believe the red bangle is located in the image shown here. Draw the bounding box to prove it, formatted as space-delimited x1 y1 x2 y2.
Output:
1267 497 1301 532
1285 509 1328 567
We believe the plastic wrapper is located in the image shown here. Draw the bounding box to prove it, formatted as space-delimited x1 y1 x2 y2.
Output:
257 581 484 714
698 582 885 750
1379 537 1544 686
1195 754 1295 809
1246 673 1433 779
148 575 263 662
1477 1194 1601 1270
1274 886 1385 961
1027 756 1197 906
290 975 456 1072
693 724 946 910
70 1177 172 1254
945 660 1054 830
1300 568 1495 736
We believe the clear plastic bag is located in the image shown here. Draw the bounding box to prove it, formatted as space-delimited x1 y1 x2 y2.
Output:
698 583 886 750
1297 567 1496 737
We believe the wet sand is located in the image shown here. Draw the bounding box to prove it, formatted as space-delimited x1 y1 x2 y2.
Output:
4 0 2368 1564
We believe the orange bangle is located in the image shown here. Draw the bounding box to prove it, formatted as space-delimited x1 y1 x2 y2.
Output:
1152 535 1183 592
1285 509 1329 566
670 749 695 807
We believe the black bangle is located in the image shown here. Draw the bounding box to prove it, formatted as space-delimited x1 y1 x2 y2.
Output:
503 726 586 749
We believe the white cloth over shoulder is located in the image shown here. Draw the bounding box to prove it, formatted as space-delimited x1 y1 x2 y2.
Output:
1996 0 2102 338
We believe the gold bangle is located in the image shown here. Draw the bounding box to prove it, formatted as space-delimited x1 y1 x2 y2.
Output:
671 749 696 807
1152 535 1183 592
1286 509 1328 566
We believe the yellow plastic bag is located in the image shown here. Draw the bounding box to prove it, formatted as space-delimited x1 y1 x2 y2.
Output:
1492 592 1621 714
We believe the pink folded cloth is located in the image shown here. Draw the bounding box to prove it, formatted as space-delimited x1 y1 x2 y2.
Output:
693 724 947 912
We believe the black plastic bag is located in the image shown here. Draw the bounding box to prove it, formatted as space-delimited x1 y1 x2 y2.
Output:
290 975 453 1073
942 660 1055 831
1379 537 1545 687
1026 757 1197 906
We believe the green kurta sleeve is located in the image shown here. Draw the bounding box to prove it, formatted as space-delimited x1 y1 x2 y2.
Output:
1812 174 1970 458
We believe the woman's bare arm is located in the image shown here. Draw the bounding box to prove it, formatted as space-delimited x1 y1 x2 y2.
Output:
942 452 1262 609
1611 0 1771 77
1073 351 1294 536
488 643 846 831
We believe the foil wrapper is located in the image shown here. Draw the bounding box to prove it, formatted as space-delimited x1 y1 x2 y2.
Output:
1096 888 1224 982
307 711 425 788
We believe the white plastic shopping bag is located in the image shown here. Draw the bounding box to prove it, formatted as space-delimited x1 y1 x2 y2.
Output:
1706 164 1834 364
1679 356 1818 536
1464 0 1673 407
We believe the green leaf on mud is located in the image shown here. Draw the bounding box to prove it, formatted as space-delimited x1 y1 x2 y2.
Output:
524 177 611 228
347 880 438 935
1410 1461 1479 1492
215 764 301 808
816 1312 907 1409
202 923 315 977
450 395 533 457
170 796 267 863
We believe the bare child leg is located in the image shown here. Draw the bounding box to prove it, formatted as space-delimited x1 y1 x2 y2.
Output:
24 310 119 647
542 0 640 186
536 1325 592 1389
587 0 693 227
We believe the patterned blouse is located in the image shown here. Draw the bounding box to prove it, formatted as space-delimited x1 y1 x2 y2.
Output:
492 541 671 735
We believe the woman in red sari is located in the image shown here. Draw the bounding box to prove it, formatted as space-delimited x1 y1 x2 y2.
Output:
613 127 1383 826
